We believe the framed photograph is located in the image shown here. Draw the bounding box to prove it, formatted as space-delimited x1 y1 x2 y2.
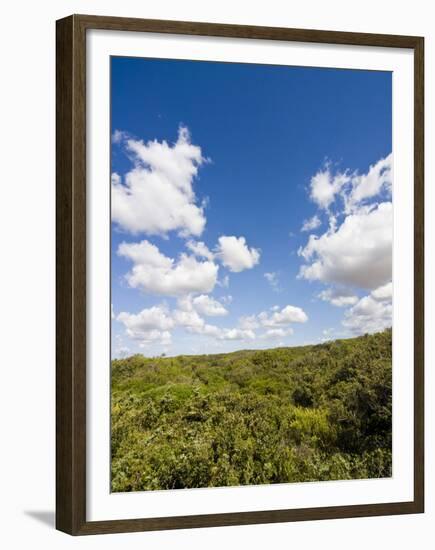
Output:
56 14 424 535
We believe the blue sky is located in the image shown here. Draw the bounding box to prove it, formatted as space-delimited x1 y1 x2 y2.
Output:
111 57 392 358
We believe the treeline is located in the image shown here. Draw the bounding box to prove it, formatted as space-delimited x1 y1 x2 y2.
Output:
111 329 392 492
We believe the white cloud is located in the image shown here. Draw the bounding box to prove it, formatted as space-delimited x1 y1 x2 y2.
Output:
118 240 218 297
112 129 128 144
258 305 308 327
118 301 305 348
173 307 252 341
117 306 174 333
299 202 392 290
176 294 227 317
185 240 214 260
308 154 392 214
301 214 321 232
262 328 294 339
216 236 260 272
117 302 221 346
117 300 308 350
172 308 207 332
318 288 358 307
192 294 228 316
300 153 394 336
342 285 392 335
218 328 255 341
309 167 349 210
239 305 307 335
239 315 260 330
371 281 392 301
264 272 281 292
112 126 207 237
345 154 392 212
117 305 174 346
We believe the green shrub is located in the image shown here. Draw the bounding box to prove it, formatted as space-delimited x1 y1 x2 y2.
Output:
111 329 392 491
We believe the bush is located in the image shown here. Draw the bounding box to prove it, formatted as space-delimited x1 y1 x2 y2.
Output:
111 329 392 491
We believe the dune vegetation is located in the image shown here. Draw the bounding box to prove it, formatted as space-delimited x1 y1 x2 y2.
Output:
111 329 392 492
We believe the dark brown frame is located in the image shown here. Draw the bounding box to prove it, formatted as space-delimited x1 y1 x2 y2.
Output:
56 14 424 536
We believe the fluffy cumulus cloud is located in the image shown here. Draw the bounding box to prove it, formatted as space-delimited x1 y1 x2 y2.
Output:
258 305 308 327
371 281 392 301
191 294 228 316
117 303 216 347
118 301 307 349
111 126 207 237
298 153 393 336
186 235 261 274
299 202 392 290
345 154 392 213
318 287 358 307
238 315 260 331
172 308 217 335
301 214 321 232
218 328 256 341
342 281 392 335
236 305 308 342
215 236 260 273
185 240 214 260
309 167 350 211
174 322 254 342
172 298 252 341
308 154 392 213
118 240 218 297
238 305 308 335
176 294 228 317
117 305 174 346
262 327 294 339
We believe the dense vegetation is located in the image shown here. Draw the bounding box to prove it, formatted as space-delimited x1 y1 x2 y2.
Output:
111 329 392 492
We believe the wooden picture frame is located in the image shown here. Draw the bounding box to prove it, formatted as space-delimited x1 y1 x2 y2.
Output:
56 14 424 535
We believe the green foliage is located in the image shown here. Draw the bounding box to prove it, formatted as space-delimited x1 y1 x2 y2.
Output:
111 329 392 491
